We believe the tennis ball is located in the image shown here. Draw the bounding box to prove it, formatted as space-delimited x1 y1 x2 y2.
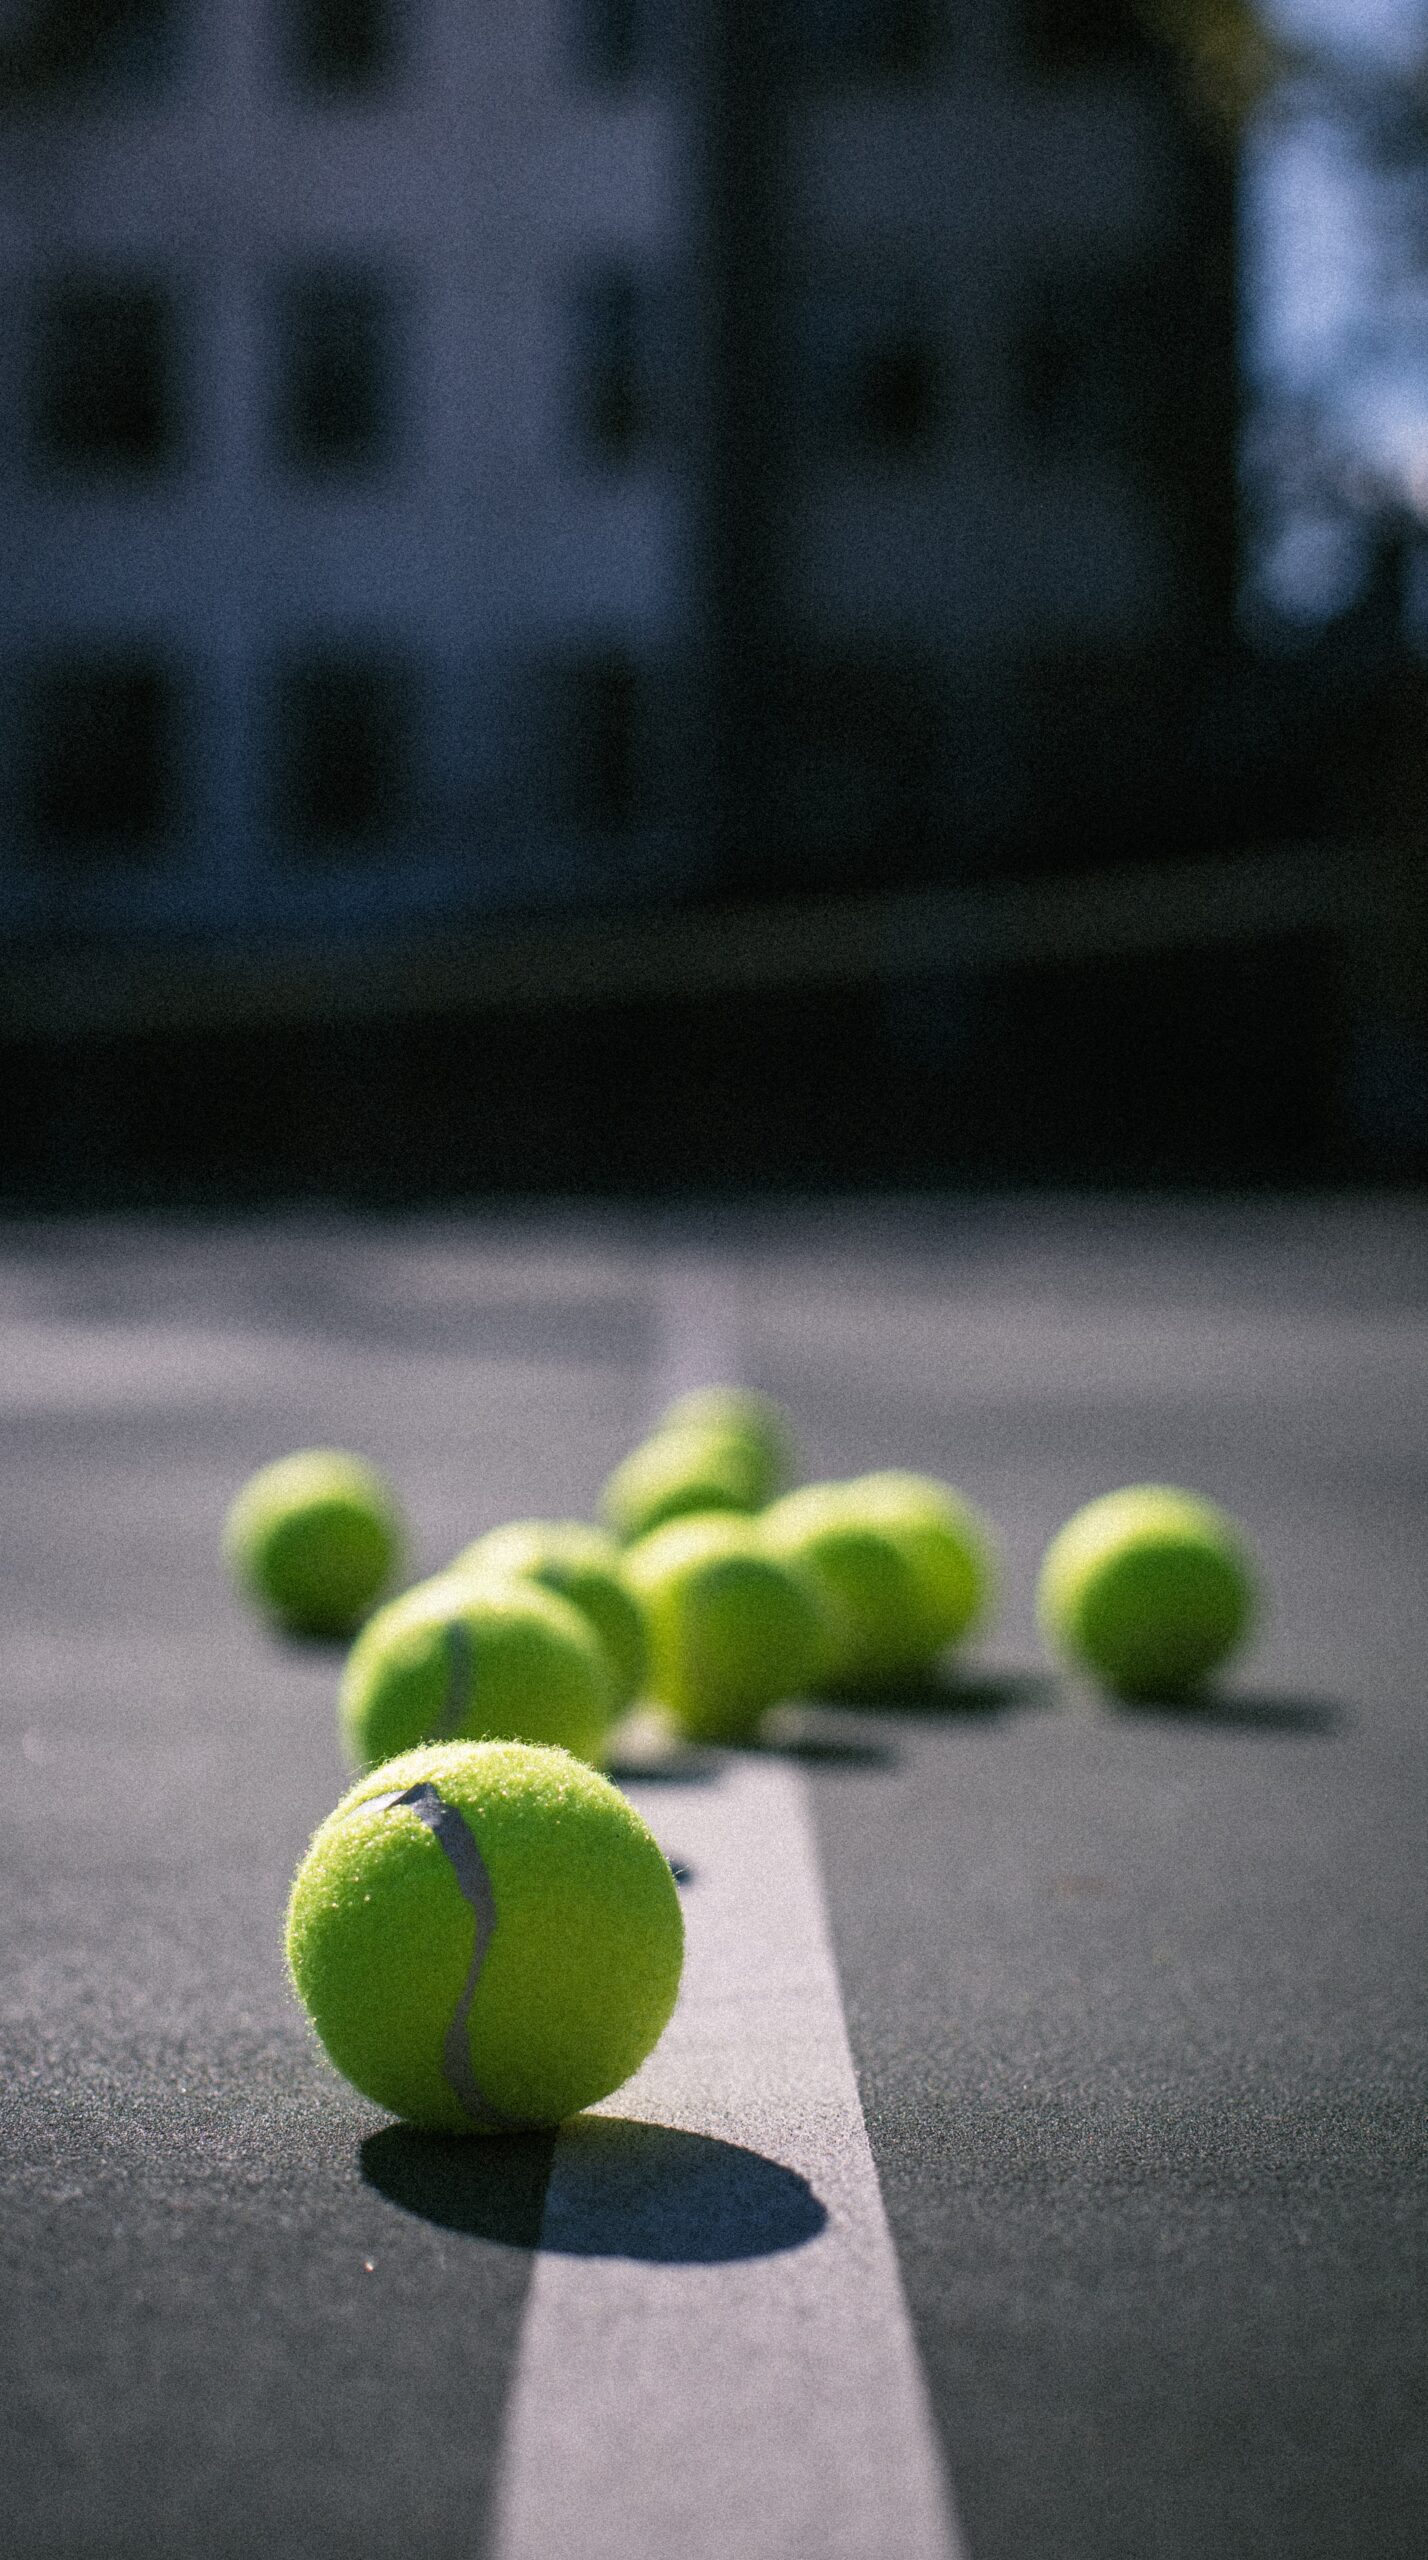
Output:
1038 1485 1257 1700
452 1519 647 1710
844 1470 996 1649
761 1482 935 1690
623 1512 827 1744
600 1424 767 1544
286 1738 684 2132
223 1448 404 1638
340 1573 613 1772
656 1386 794 1499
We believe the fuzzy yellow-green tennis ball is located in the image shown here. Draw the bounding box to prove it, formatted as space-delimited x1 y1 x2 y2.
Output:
655 1387 794 1499
286 1739 684 2132
340 1573 614 1772
761 1481 936 1690
601 1424 767 1544
452 1519 647 1711
1038 1484 1257 1700
623 1512 827 1744
223 1448 405 1638
845 1470 996 1650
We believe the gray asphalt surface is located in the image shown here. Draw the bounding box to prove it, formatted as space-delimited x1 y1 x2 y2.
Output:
1 1198 1424 2560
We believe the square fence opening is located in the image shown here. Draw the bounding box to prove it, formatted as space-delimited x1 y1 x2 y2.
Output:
1019 267 1151 451
778 0 942 81
0 0 177 100
283 0 394 93
1020 0 1146 73
803 287 943 460
273 269 397 477
32 274 178 478
24 652 177 860
555 652 643 833
569 270 664 464
786 656 936 865
570 0 660 84
274 650 412 852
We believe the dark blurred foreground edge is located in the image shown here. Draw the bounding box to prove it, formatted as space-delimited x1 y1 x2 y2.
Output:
2 879 1425 1204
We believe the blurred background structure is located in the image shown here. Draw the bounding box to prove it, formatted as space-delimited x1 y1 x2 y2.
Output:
0 0 1424 1195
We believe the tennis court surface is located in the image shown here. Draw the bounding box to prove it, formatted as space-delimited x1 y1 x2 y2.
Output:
2 1195 1424 2560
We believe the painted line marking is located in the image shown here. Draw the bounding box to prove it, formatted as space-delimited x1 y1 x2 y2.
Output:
491 1755 964 2560
649 1256 744 1411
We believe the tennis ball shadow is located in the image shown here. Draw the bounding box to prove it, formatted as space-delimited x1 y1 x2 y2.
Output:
362 2126 555 2250
759 1701 899 1766
806 1667 1054 1720
1108 1688 1344 1735
361 2118 827 2263
605 1743 723 1786
605 1703 723 1785
273 1627 354 1660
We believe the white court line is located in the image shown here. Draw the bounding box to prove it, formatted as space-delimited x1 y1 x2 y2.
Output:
647 1256 744 1412
491 1261 962 2558
491 1755 964 2560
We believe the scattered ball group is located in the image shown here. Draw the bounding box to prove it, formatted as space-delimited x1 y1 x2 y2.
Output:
228 1385 1262 2136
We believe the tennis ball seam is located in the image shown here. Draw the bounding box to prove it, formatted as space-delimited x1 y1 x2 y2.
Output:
290 1740 686 2131
354 1779 526 2133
